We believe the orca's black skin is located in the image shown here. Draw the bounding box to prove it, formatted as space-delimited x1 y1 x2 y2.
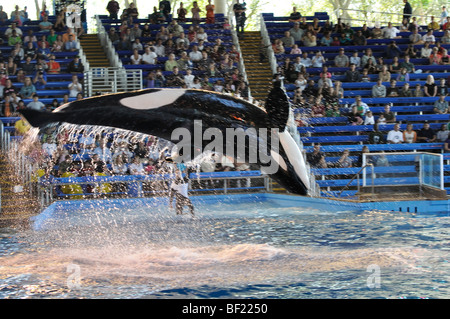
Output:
19 87 308 195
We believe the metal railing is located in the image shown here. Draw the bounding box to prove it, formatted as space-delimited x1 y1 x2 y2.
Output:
335 8 435 27
84 67 143 96
95 15 122 68
228 8 252 102
36 171 272 208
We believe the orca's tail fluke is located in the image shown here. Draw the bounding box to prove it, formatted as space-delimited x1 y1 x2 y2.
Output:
265 85 290 131
19 109 62 128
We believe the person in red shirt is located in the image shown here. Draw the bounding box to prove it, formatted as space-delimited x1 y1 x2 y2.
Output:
47 54 61 74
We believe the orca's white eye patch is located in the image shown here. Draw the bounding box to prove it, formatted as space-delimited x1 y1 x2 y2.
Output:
120 89 187 110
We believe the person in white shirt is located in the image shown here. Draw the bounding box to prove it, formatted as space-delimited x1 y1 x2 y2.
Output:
421 29 436 44
168 160 194 217
26 94 45 111
382 22 401 39
188 45 203 62
42 137 58 159
129 157 146 175
184 68 195 88
68 75 82 98
363 111 375 125
387 123 404 143
142 46 157 64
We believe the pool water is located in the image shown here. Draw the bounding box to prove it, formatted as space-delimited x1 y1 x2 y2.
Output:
1 197 449 299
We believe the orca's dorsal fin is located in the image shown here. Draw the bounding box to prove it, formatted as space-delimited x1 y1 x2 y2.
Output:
265 85 290 131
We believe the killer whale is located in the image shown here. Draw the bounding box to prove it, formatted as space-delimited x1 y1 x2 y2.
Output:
19 88 310 195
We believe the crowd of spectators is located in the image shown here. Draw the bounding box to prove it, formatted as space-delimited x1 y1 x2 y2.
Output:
274 8 450 122
0 5 85 116
105 1 248 97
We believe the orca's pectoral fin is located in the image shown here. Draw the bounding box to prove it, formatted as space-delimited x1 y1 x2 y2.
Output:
19 109 62 128
265 86 290 131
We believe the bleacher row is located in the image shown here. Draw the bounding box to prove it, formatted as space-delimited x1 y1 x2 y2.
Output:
262 13 450 197
0 15 84 106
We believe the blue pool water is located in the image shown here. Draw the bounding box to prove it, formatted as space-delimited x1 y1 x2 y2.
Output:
0 194 449 299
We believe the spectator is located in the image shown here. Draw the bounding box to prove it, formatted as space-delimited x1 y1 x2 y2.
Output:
142 46 157 64
351 95 370 115
414 83 424 97
65 34 79 52
280 31 295 48
403 123 417 143
387 79 399 97
51 35 64 52
108 27 120 46
7 30 22 46
62 28 77 43
433 94 449 114
191 1 202 25
409 28 423 45
68 75 82 98
387 123 404 144
107 0 120 19
400 82 412 97
382 22 401 39
166 66 185 87
421 42 432 58
302 31 317 47
33 67 47 90
353 30 367 45
177 2 187 22
389 56 402 74
288 6 302 23
27 94 45 111
345 63 361 82
334 48 349 68
4 22 22 38
400 55 416 73
437 78 448 96
436 123 449 142
422 29 436 44
38 15 53 32
348 105 364 125
130 48 143 65
67 56 84 74
306 144 327 168
337 149 352 168
19 77 36 99
382 103 396 123
385 41 402 59
403 0 412 22
429 47 442 65
372 79 386 97
368 123 385 144
424 75 438 97
320 31 332 46
428 16 440 31
361 48 377 67
417 122 436 143
165 53 178 71
0 5 8 23
47 55 60 74
443 17 450 31
349 50 361 67
378 65 391 82
311 51 325 67
289 22 304 42
364 110 375 125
